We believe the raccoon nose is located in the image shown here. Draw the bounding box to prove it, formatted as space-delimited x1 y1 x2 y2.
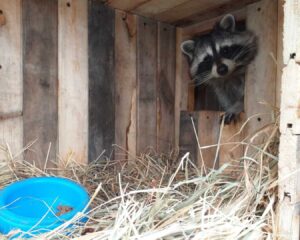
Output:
217 64 228 76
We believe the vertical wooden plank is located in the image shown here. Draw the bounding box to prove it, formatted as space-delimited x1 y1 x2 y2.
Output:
197 111 220 169
23 0 58 167
218 115 245 177
136 17 157 154
115 11 137 158
58 0 88 164
175 28 183 148
88 1 115 161
179 111 198 162
276 0 284 108
245 0 277 135
0 0 23 159
157 23 176 153
175 27 191 148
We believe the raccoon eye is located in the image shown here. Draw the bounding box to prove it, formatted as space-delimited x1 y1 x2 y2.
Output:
203 55 212 62
220 46 231 58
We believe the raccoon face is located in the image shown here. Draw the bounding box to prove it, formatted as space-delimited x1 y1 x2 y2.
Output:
181 14 257 85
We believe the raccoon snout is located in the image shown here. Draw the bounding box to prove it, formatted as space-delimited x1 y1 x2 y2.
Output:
217 64 228 76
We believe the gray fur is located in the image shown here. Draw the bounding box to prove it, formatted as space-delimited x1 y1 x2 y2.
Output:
181 14 258 124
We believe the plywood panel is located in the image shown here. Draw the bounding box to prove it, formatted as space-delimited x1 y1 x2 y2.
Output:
23 0 58 168
115 11 137 158
245 0 277 136
58 0 88 164
0 0 23 159
88 1 115 161
157 23 176 153
136 17 157 154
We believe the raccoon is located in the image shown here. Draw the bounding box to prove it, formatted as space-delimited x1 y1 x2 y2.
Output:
181 14 258 124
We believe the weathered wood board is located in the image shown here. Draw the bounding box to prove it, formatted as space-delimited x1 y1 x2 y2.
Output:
245 0 277 136
157 22 176 153
197 111 220 169
136 16 157 154
88 1 115 161
115 11 137 159
179 111 198 162
23 0 58 167
58 0 88 164
0 0 23 159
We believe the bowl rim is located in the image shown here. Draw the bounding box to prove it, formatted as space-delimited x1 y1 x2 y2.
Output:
0 176 89 227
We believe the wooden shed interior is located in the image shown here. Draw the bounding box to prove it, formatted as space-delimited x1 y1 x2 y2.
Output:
2 0 300 237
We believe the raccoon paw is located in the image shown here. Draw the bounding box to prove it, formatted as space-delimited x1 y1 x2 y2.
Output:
220 113 237 125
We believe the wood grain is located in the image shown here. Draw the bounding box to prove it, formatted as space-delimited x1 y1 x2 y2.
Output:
175 28 184 147
218 114 245 177
154 0 230 24
179 111 198 162
58 0 88 164
0 0 23 159
197 111 220 169
136 16 157 154
174 0 260 27
157 22 176 153
88 1 115 161
115 11 137 159
245 0 277 136
134 0 190 17
23 0 58 168
105 0 150 11
276 0 284 109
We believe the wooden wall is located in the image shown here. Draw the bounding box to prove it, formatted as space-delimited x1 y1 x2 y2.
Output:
0 0 176 166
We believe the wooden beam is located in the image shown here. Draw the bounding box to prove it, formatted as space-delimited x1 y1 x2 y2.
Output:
104 0 150 12
0 0 23 160
88 1 115 161
58 0 88 164
154 0 230 24
157 22 176 153
23 0 58 168
174 0 260 27
115 11 137 159
136 17 157 154
134 0 190 17
181 9 246 40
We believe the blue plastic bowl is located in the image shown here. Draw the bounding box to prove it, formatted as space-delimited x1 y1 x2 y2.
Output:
0 177 89 236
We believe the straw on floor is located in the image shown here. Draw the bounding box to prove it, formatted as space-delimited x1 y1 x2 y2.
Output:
0 118 279 240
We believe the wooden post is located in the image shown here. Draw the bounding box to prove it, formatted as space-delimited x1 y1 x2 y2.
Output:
0 0 23 160
278 0 300 239
58 0 88 164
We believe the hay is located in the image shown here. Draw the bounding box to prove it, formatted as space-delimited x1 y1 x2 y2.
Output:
0 119 279 240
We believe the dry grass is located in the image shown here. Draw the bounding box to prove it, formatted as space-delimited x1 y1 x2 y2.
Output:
0 118 279 240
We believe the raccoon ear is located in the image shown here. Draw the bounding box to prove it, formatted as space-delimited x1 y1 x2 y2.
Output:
181 40 195 60
218 14 236 32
